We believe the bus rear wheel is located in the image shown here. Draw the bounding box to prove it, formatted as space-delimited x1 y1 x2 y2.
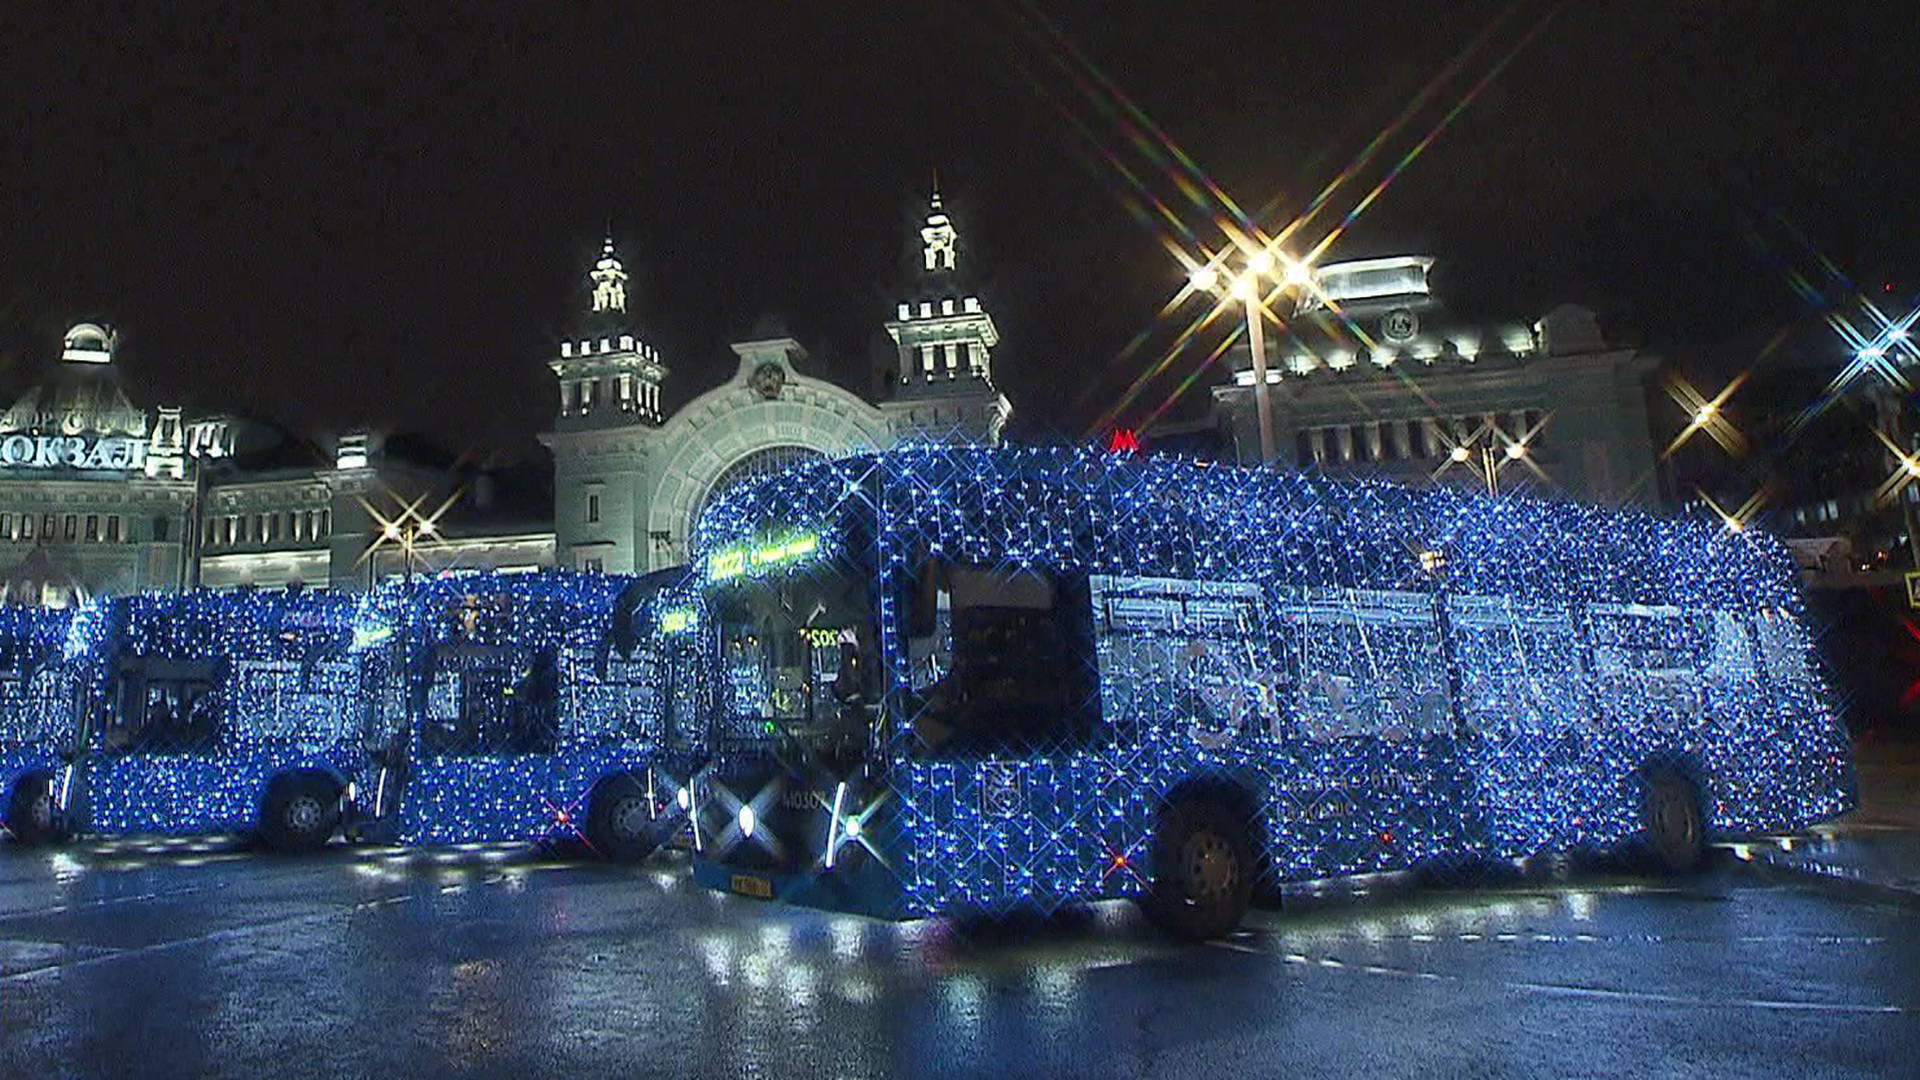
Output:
1641 767 1705 873
5 772 65 846
1142 798 1255 940
260 773 341 854
587 774 659 862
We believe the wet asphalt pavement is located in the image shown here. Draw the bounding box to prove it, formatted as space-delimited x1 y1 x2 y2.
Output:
1 836 1917 1079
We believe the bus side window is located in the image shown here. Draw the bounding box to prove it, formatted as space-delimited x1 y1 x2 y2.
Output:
109 670 218 753
1287 589 1448 741
1446 595 1587 737
1751 606 1813 690
1585 604 1710 727
910 558 1098 757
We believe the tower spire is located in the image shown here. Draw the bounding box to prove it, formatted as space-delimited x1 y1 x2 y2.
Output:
589 229 629 315
551 224 667 427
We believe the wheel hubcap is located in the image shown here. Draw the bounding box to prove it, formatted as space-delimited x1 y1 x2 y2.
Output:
1182 831 1237 904
287 796 323 834
611 797 648 841
1652 781 1695 853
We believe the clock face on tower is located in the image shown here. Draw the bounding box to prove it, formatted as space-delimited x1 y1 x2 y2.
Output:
750 363 786 400
1381 308 1420 343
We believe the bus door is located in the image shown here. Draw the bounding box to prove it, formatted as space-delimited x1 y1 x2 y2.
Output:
1279 587 1459 874
402 628 561 838
1444 594 1591 856
86 655 223 828
900 558 1100 903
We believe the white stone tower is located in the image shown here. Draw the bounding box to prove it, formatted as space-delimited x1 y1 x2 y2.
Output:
880 183 1010 443
549 232 669 429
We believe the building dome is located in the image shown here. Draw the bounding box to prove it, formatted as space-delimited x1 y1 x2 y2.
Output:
0 320 148 439
0 362 150 438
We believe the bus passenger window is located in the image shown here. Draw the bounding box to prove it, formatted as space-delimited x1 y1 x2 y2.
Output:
109 673 219 753
908 558 1097 757
421 646 560 756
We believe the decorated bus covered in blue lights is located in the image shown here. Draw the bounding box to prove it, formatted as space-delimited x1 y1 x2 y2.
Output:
3 588 370 850
350 568 695 857
683 445 1856 937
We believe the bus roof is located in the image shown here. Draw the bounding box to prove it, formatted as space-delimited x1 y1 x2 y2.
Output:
691 445 1800 611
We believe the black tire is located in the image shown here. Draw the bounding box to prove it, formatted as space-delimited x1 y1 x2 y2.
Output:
1642 767 1705 873
5 771 65 846
1141 798 1256 940
586 773 659 862
259 773 341 854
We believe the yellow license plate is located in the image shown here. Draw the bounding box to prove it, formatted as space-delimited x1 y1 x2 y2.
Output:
730 873 773 899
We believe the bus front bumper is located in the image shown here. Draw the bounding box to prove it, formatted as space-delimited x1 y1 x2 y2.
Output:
691 855 902 920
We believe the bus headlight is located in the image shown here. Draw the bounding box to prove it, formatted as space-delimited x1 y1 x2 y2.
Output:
738 805 756 839
842 815 861 840
677 787 691 812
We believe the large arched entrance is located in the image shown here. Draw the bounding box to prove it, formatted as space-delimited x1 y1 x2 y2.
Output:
689 444 825 541
641 357 891 569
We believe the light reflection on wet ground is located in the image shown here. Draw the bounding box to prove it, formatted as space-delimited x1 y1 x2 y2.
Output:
1 837 1917 1078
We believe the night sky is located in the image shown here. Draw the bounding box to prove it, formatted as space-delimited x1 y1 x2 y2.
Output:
3 2 1914 460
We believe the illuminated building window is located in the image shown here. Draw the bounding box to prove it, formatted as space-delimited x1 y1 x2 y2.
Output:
42 514 56 540
86 515 99 542
20 515 32 540
0 513 10 539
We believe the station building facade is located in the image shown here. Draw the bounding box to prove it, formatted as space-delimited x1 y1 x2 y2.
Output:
1197 255 1661 507
0 190 1009 601
544 188 1008 573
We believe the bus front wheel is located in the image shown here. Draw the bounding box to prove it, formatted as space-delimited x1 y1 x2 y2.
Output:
5 772 66 846
586 774 659 862
1641 767 1705 873
1142 798 1255 940
260 773 341 854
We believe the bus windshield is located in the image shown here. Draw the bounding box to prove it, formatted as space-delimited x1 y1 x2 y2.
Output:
705 560 878 758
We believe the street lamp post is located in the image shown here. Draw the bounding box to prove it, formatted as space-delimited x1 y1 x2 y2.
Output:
377 519 436 585
1189 250 1307 464
1239 276 1278 463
